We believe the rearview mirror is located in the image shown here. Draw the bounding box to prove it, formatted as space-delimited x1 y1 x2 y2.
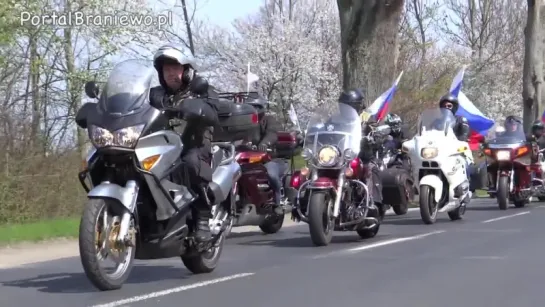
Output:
84 81 100 99
75 102 97 129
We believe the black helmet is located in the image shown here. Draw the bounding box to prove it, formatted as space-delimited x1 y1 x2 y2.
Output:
339 89 364 111
504 115 522 132
439 93 459 114
532 119 544 136
385 113 402 134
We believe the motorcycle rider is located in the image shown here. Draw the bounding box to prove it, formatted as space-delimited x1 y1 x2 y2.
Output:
529 120 545 149
150 44 220 243
438 94 470 141
339 89 385 217
438 93 473 180
384 113 404 150
245 99 287 211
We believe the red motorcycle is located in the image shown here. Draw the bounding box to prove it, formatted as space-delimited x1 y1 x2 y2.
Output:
482 125 540 209
289 103 384 246
227 131 299 234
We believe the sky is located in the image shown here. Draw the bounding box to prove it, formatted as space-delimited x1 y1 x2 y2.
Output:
191 0 263 28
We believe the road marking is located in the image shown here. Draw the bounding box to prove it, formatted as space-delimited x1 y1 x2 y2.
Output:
481 211 530 224
462 256 505 260
347 230 446 252
89 273 255 307
312 230 445 259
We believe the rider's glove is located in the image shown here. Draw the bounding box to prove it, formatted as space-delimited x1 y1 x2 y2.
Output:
257 142 268 152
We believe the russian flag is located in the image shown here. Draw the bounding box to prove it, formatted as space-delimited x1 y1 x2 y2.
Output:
449 67 494 150
368 71 404 122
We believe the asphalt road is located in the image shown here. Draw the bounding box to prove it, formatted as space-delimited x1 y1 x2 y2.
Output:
2 199 545 307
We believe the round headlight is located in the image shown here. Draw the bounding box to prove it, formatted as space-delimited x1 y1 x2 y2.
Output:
343 148 356 160
421 147 438 159
301 148 313 160
318 145 339 166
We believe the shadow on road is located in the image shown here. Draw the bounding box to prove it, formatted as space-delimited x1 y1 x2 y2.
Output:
1 264 192 294
466 205 500 211
235 232 393 248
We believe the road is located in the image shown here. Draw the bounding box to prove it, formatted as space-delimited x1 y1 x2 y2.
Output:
1 199 545 307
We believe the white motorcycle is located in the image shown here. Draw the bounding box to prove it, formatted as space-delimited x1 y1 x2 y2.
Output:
402 108 473 224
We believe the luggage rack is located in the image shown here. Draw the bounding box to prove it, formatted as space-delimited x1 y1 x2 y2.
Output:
218 91 261 103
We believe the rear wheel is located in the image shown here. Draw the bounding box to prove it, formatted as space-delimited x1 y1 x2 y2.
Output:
419 185 438 224
307 192 334 246
259 214 285 234
497 176 509 210
182 234 224 274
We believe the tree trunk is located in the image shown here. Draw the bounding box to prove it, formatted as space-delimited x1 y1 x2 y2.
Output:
337 0 405 110
522 0 543 131
181 0 195 55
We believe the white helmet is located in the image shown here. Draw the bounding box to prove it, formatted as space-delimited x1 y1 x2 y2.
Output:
153 44 198 91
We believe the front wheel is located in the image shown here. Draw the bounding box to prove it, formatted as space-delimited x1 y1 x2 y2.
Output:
419 185 438 224
79 199 136 291
182 234 225 274
497 176 509 210
307 192 334 246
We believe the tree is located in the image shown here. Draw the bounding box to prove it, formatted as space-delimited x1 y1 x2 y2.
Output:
337 0 405 109
522 0 544 130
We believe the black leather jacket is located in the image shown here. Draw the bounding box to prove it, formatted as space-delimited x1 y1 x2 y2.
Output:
149 85 220 154
453 115 470 141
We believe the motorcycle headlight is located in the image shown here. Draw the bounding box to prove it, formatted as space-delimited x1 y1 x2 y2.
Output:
496 150 510 161
317 145 339 166
89 124 145 148
421 147 438 159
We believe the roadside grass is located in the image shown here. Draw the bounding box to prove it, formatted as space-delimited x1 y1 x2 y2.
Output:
0 217 79 246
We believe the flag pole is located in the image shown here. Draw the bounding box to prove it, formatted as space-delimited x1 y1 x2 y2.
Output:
246 63 250 94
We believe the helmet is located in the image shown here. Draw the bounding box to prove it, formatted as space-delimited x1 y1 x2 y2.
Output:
385 113 402 134
439 93 459 114
532 119 545 137
338 89 364 111
153 44 198 92
504 115 522 132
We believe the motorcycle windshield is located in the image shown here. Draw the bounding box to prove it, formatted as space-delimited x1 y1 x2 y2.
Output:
417 108 456 136
303 102 362 156
486 123 526 145
97 59 155 115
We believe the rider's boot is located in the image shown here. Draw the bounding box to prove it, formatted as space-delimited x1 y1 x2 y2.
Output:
194 185 214 243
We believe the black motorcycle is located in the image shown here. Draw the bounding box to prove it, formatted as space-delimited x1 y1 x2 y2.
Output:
379 138 415 215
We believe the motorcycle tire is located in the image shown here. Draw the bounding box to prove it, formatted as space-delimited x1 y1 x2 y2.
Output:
497 176 509 210
79 199 136 291
259 214 285 234
419 185 438 224
182 234 225 274
307 192 334 246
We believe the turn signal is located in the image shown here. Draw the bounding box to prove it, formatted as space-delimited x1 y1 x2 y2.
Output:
300 166 309 176
516 146 528 157
344 167 354 177
142 155 161 171
483 148 491 156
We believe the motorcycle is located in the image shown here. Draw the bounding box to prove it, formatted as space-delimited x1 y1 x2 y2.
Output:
75 60 251 291
379 138 415 216
482 124 540 209
229 131 299 234
292 103 382 246
402 108 472 224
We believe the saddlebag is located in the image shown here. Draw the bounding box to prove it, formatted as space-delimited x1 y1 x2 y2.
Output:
380 167 412 206
213 100 260 142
